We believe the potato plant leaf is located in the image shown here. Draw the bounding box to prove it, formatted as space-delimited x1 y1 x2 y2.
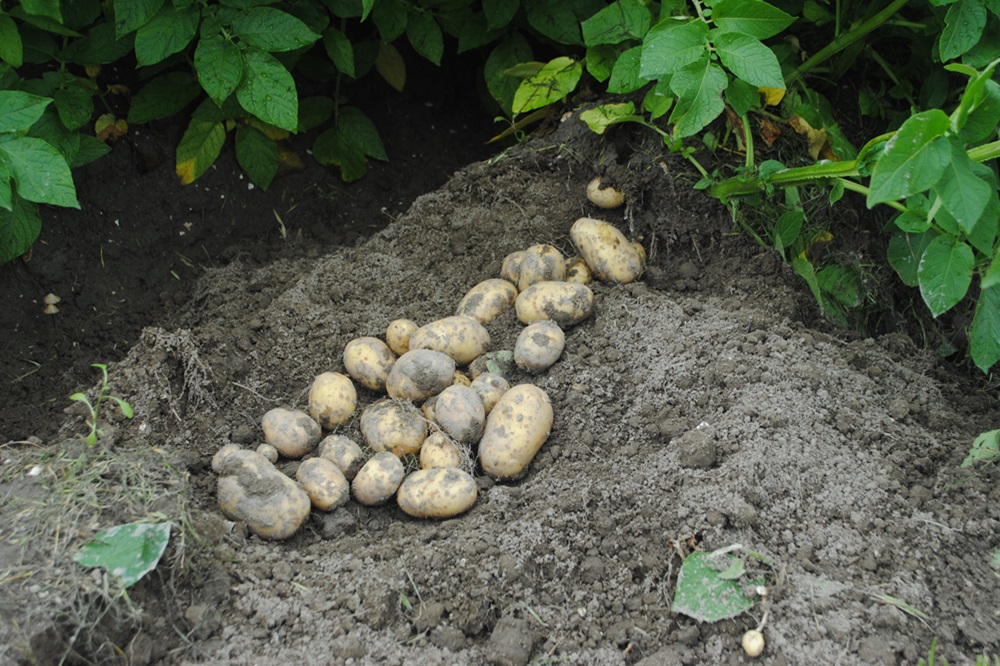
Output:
231 7 321 52
668 57 727 138
175 116 226 185
195 35 244 107
73 521 172 588
372 0 408 41
134 6 199 67
236 49 298 132
586 44 618 82
712 0 795 39
640 20 709 80
940 0 987 61
526 0 585 46
0 196 40 264
607 46 647 93
407 12 444 66
962 428 1000 465
313 127 367 181
932 139 993 236
337 106 387 160
712 31 785 88
868 109 951 206
580 102 640 134
128 72 201 124
235 125 278 190
0 137 78 208
0 161 10 211
582 0 652 47
0 91 51 133
887 231 935 286
114 0 164 38
512 56 583 114
324 27 356 78
375 41 406 92
484 0 519 30
53 82 95 131
970 262 1000 372
0 14 23 67
773 209 804 254
917 234 974 316
672 552 759 622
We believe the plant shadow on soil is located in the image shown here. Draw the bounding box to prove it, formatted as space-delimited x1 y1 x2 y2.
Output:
2 79 1000 665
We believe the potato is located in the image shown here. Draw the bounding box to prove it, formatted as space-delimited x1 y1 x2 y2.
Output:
420 431 464 469
296 457 350 511
517 244 567 292
386 349 456 401
397 468 478 519
256 443 279 463
421 395 438 423
586 176 624 209
515 281 594 327
386 319 419 356
500 250 525 284
469 372 509 414
479 384 553 480
468 350 515 380
214 447 311 540
352 451 405 506
434 384 485 444
261 407 322 459
453 370 471 387
360 399 427 457
565 257 593 285
317 434 365 480
343 337 397 392
456 278 518 324
408 316 491 366
514 321 566 374
308 372 358 429
570 217 645 284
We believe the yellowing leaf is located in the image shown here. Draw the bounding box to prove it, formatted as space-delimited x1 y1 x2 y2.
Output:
95 114 128 142
376 41 405 92
176 159 196 185
759 86 785 106
789 115 831 161
278 146 304 172
106 84 130 96
758 117 781 147
85 65 101 79
249 119 289 141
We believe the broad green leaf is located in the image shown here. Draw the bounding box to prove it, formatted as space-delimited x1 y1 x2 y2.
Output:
586 45 618 82
236 49 298 131
195 36 243 106
73 521 172 588
932 139 993 236
582 0 652 47
792 253 823 303
484 0 519 30
963 163 999 255
176 116 226 184
893 210 932 234
337 106 387 160
970 264 1000 372
774 209 803 252
642 77 674 118
0 91 51 133
324 27 356 77
818 265 862 307
0 196 41 265
641 20 708 79
712 31 784 88
958 79 1000 143
712 0 795 39
725 76 759 115
375 41 405 91
407 12 444 66
918 235 974 316
0 161 10 210
579 102 640 134
235 125 278 190
607 46 647 93
9 8 78 37
868 109 951 206
53 83 94 131
371 0 407 41
232 7 320 52
64 23 135 66
888 231 936 286
313 127 367 181
0 137 78 208
961 18 1000 67
526 0 584 45
962 428 1000 464
0 14 23 67
134 6 199 67
26 106 78 163
486 33 533 114
672 552 759 622
298 96 334 132
114 0 164 38
668 57 727 138
512 57 583 114
21 0 61 23
940 0 987 61
458 13 502 53
70 135 110 168
129 72 201 124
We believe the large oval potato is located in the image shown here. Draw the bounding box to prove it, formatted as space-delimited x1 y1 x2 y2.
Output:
343 337 397 391
434 384 485 444
515 281 594 327
514 320 566 374
397 468 478 519
360 399 427 457
570 217 645 284
386 319 419 356
215 447 311 540
456 279 518 324
317 434 365 480
352 451 405 506
500 250 525 284
296 457 350 511
308 372 358 429
386 349 456 401
479 384 553 480
469 372 509 414
408 316 491 366
419 431 465 469
261 407 322 459
517 244 566 292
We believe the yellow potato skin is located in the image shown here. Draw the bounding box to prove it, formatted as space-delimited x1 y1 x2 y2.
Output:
360 399 427 457
515 281 595 327
434 384 485 444
215 448 311 540
261 407 322 458
386 349 456 401
343 337 397 392
317 434 365 480
456 279 518 324
565 257 593 285
397 468 478 519
296 457 350 511
500 251 525 284
570 217 645 284
419 431 464 469
586 176 624 209
352 451 405 506
308 372 358 430
408 316 491 366
517 244 567 292
479 384 554 480
386 319 419 356
469 372 509 414
514 320 566 374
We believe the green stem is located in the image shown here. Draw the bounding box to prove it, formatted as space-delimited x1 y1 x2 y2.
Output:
969 139 1000 163
866 48 916 108
837 178 907 212
742 115 754 171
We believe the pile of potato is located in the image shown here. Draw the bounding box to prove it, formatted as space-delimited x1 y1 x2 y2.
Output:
212 183 644 540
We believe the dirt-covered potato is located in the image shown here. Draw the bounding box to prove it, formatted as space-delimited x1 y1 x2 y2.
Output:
456 278 518 324
295 457 350 511
514 320 566 374
479 384 553 480
386 319 419 356
343 337 397 392
586 176 624 209
570 217 645 284
256 443 279 463
386 349 456 401
515 281 595 327
565 257 593 285
421 395 438 423
214 447 311 540
500 250 525 284
419 431 464 469
453 371 471 387
469 372 509 414
308 372 358 430
261 407 322 459
517 244 567 292
316 434 365 480
434 384 485 444
397 468 478 519
408 316 491 366
360 399 427 456
352 451 405 506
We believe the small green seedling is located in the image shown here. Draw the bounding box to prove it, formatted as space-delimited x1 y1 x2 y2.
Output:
73 520 172 588
69 363 135 446
962 429 1000 467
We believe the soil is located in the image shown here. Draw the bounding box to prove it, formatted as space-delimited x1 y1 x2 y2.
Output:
2 82 1000 666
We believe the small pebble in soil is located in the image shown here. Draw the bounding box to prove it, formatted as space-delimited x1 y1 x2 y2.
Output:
487 616 534 666
675 428 717 469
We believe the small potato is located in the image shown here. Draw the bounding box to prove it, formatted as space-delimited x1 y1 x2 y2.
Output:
479 384 553 480
517 244 566 292
453 370 471 387
386 319 419 356
500 251 525 284
308 372 358 430
586 176 624 209
343 337 397 392
570 217 645 284
420 431 464 469
456 278 518 324
261 407 322 459
256 443 279 464
515 281 594 327
215 448 311 540
408 316 491 366
386 349 456 401
434 384 485 444
421 395 438 423
296 457 350 511
317 434 365 480
397 468 478 519
360 399 427 457
514 320 566 374
352 451 405 506
469 372 509 414
565 257 593 285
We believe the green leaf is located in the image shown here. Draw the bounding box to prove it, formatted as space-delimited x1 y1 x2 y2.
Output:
372 0 407 41
642 77 674 119
26 106 78 163
932 139 993 236
672 552 759 622
235 125 278 190
73 521 172 588
0 91 52 133
175 116 226 185
712 31 784 88
458 12 504 53
725 76 759 115
579 102 640 134
962 428 1000 464
607 46 647 93
21 0 62 23
582 0 652 47
486 33 533 114
526 0 584 45
53 83 94 131
0 161 10 211
298 96 334 132
940 0 987 61
818 265 862 307
918 235 974 316
484 0 519 30
958 79 1000 143
868 109 951 206
712 0 795 39
236 49 298 131
512 56 583 114
64 22 135 66
0 137 78 208
114 0 164 38
70 135 111 169
324 27 356 77
232 7 320 52
640 20 709 79
0 196 41 265
337 106 387 160
128 72 201 124
963 163 999 255
888 231 936 286
586 44 618 82
407 12 444 66
774 209 803 252
313 127 367 181
668 56 727 138
134 6 199 67
0 14 24 67
893 210 932 234
970 265 1000 373
10 8 78 37
195 35 244 107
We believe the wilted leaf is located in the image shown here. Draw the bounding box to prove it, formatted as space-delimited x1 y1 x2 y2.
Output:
376 41 406 92
672 551 759 623
73 521 172 588
789 115 830 160
759 86 784 105
758 117 781 146
95 114 128 142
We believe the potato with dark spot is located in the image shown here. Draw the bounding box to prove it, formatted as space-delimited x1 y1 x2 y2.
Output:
570 217 645 284
421 395 438 423
386 349 456 401
386 319 419 356
408 316 491 366
565 257 593 285
352 451 405 506
514 320 565 374
261 407 322 459
456 279 518 324
360 399 427 456
479 384 553 480
469 372 509 414
515 281 594 327
434 384 485 444
397 468 478 519
308 372 358 429
420 431 465 469
453 370 471 387
317 434 365 480
214 446 311 540
500 250 525 284
296 457 350 511
343 337 397 391
586 176 624 209
517 244 566 292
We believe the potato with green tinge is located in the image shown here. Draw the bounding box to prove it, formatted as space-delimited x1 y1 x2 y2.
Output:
360 399 427 457
261 407 322 459
514 320 566 374
434 384 485 444
570 217 645 284
479 384 553 480
352 451 405 506
500 250 525 284
469 372 509 414
397 467 478 519
343 337 397 391
317 434 365 480
515 281 594 327
386 349 456 401
386 319 419 356
420 431 464 469
308 372 358 429
517 244 566 292
456 279 518 324
408 316 491 366
296 457 350 511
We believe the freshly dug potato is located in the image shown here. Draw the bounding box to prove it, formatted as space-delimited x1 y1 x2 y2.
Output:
515 281 594 327
565 257 593 285
296 457 350 511
468 350 515 380
421 395 438 423
214 447 311 540
261 407 322 459
408 316 491 366
308 372 358 429
386 319 419 356
456 279 518 324
343 337 397 392
386 349 456 401
570 217 645 284
479 384 553 480
256 443 279 464
500 250 525 284
420 431 465 469
317 434 365 480
514 320 566 374
397 468 478 519
434 384 485 444
469 372 509 414
352 451 405 506
586 176 624 209
360 399 427 456
517 244 567 292
453 370 471 387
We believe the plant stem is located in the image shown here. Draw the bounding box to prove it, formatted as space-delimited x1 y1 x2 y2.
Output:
837 178 907 212
742 115 754 171
969 139 1000 164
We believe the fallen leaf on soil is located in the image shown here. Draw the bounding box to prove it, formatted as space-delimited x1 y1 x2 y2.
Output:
789 116 831 161
758 118 782 147
278 147 305 173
